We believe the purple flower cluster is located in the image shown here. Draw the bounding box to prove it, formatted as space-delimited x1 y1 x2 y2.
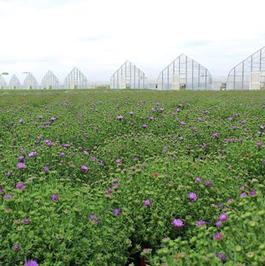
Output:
214 232 223 241
80 165 89 173
143 199 152 207
196 220 206 227
172 218 184 228
44 139 53 147
25 260 38 266
113 208 121 217
43 165 49 174
16 182 26 191
12 243 21 252
88 214 99 224
51 194 59 202
28 151 37 158
188 192 198 202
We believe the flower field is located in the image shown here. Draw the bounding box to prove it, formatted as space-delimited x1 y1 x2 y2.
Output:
0 89 265 266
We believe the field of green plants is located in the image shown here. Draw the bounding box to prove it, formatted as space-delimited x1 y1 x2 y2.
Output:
0 89 265 266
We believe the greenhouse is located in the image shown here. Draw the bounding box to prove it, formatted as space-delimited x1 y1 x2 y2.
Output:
9 75 21 89
156 54 212 90
226 46 265 90
41 71 60 89
23 73 38 89
64 67 88 89
110 61 147 89
0 76 7 89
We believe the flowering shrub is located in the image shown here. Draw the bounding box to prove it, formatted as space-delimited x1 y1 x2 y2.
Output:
0 89 265 265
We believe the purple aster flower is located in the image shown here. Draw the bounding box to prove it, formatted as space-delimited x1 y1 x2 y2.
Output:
216 252 226 263
113 208 121 216
196 220 206 227
250 190 257 197
240 192 247 198
215 221 222 228
51 194 59 202
62 143 70 148
204 180 213 187
17 162 26 170
43 165 49 174
116 115 124 121
25 260 38 266
16 182 26 191
59 152 65 158
214 232 223 241
80 165 89 173
44 139 52 147
18 156 25 163
88 214 99 224
142 124 148 129
28 151 37 158
115 159 122 165
195 176 201 183
218 213 228 222
23 217 30 225
0 186 4 193
12 243 21 252
105 188 113 197
3 194 12 200
90 156 97 161
176 108 181 113
188 192 198 202
172 218 184 228
144 199 152 207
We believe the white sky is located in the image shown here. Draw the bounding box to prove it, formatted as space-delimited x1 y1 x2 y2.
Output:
0 0 264 82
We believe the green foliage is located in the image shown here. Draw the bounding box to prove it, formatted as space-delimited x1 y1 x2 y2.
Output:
0 89 265 265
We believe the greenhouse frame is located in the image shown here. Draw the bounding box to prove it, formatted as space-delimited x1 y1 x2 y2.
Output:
0 76 7 89
41 71 60 89
110 61 147 89
9 75 21 89
64 67 88 89
23 73 38 89
156 54 212 90
226 46 265 90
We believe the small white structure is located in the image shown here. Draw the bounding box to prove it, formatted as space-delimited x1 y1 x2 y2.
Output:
41 71 60 89
23 73 38 89
157 54 212 90
227 46 265 90
110 60 147 89
0 76 7 89
64 67 88 89
9 75 21 89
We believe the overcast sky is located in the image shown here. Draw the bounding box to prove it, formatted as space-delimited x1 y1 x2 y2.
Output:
0 0 264 82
